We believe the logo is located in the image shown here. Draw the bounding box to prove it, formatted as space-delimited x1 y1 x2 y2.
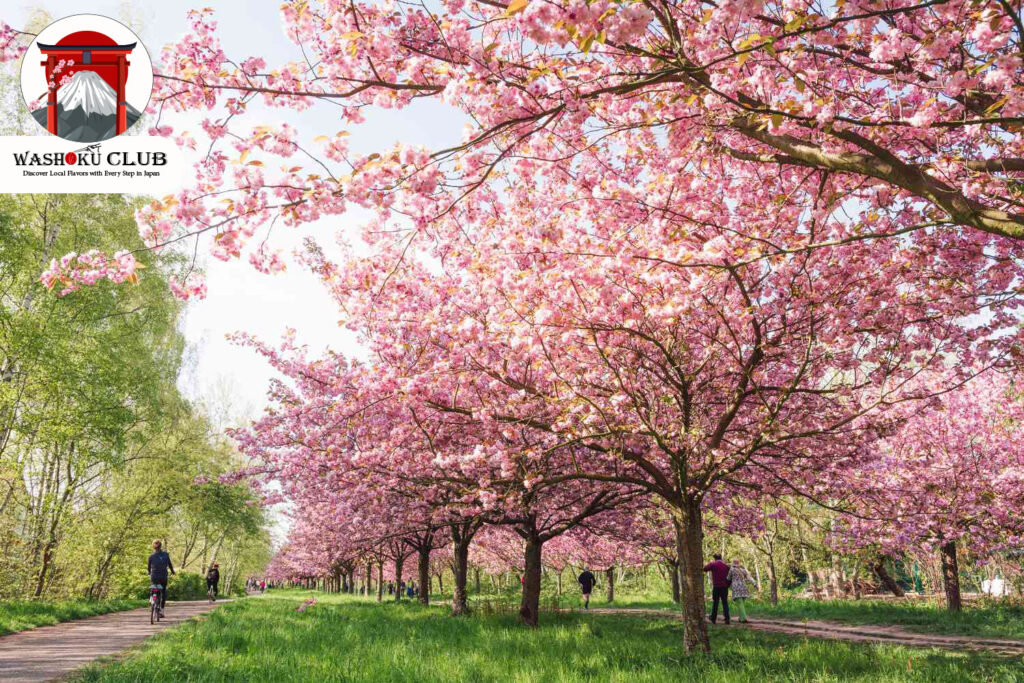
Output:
11 142 167 177
19 14 153 142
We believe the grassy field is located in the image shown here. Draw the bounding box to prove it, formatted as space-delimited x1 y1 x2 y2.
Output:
579 594 1024 641
74 591 1023 682
469 583 1024 640
0 598 145 636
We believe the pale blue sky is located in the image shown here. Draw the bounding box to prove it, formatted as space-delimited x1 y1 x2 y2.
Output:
12 1 469 423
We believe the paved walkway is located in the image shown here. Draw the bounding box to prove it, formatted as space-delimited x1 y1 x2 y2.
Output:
588 608 1024 656
0 600 227 682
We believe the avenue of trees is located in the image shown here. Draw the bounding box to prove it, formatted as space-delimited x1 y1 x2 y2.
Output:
0 193 271 601
2 0 1023 655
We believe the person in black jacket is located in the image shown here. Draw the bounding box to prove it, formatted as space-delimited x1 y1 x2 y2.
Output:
147 540 175 614
206 563 221 600
578 569 597 609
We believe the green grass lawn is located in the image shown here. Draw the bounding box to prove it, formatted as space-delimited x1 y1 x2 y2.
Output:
0 598 145 636
74 591 1023 682
566 591 1024 641
528 588 1024 641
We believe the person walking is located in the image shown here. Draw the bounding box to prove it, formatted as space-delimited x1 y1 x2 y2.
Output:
206 563 221 601
727 559 753 623
703 553 731 624
577 569 597 609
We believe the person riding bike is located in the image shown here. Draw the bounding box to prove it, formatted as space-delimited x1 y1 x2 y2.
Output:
147 539 175 616
206 563 220 600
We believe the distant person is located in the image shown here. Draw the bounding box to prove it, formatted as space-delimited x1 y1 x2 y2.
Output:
260 580 266 593
577 569 596 609
147 539 175 616
406 583 415 598
703 553 730 624
206 563 220 600
727 559 753 624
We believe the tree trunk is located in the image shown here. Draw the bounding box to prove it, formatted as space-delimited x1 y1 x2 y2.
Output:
768 557 779 606
452 538 470 615
669 562 681 603
556 569 563 597
394 556 404 602
605 567 615 603
34 540 54 598
376 562 384 602
872 556 905 597
940 541 963 612
675 498 710 653
519 537 543 627
418 547 431 605
830 554 845 598
364 563 372 597
474 568 481 594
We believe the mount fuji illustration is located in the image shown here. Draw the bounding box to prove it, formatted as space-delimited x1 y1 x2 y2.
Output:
31 70 141 142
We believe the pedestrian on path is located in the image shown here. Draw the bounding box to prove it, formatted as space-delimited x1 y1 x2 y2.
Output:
703 553 730 624
206 564 220 600
727 559 753 623
577 569 596 609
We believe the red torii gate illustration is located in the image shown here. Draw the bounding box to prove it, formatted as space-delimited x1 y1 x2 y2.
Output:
37 30 136 136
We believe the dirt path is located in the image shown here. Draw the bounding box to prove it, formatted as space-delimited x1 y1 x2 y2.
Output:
0 600 228 682
587 608 1024 656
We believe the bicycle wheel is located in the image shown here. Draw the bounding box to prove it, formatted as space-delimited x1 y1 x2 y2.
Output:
150 602 156 625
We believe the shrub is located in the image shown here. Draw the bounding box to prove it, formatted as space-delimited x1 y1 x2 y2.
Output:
166 573 207 600
132 572 207 600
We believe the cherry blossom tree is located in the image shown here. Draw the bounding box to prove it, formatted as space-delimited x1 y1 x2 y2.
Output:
826 372 1024 611
231 328 642 624
293 175 1019 649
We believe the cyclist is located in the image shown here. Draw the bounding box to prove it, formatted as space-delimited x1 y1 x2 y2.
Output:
147 539 175 616
206 563 220 600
